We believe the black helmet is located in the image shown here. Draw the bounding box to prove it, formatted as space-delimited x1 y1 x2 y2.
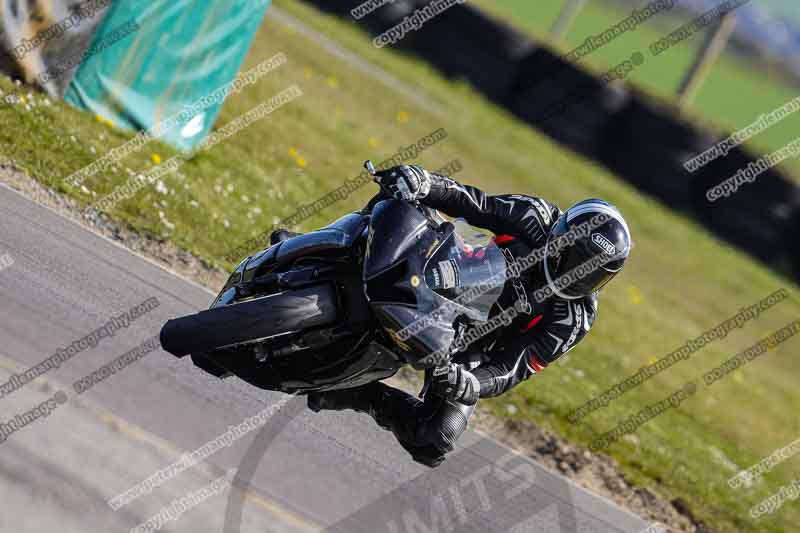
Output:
542 199 631 299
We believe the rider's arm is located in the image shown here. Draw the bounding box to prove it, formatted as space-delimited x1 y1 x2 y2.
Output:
472 296 597 398
421 174 559 246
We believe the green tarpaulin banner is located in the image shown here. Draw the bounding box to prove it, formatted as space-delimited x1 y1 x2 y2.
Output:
64 0 271 150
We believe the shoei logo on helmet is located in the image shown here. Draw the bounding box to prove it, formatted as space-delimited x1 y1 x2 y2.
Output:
591 233 616 255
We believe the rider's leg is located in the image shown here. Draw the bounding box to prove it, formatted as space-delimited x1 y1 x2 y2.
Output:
308 382 475 467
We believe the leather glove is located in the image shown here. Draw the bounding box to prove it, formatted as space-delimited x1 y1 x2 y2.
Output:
374 165 432 202
429 363 480 405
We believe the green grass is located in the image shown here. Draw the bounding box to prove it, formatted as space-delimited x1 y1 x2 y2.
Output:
470 0 800 178
1 1 800 531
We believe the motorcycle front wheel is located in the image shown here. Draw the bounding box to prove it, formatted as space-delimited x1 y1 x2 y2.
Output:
159 284 339 358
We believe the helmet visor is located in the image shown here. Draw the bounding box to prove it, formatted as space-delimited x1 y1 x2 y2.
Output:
544 215 621 298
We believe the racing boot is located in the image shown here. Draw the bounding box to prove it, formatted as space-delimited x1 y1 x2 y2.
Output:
307 383 461 467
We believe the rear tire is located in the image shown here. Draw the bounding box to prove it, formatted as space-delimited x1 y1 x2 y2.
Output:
160 284 338 357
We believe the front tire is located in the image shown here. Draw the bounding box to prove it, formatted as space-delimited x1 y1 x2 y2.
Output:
160 284 339 357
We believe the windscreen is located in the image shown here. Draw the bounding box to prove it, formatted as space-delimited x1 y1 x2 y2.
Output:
422 219 507 323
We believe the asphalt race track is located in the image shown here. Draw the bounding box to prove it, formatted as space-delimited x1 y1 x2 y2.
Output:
0 184 650 533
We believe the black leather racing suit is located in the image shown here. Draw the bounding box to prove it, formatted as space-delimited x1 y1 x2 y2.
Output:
310 173 599 467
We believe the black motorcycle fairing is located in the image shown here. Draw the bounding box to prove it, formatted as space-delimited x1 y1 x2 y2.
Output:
363 200 508 369
213 257 249 307
364 200 460 368
241 244 278 286
240 213 369 284
277 341 401 393
276 213 367 263
364 199 431 281
323 211 371 239
372 303 457 369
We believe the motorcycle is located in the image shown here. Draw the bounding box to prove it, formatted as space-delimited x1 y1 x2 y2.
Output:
159 161 508 394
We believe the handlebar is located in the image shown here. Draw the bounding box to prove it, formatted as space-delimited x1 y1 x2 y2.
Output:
363 159 439 225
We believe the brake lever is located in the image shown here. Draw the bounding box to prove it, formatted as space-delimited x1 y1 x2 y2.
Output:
365 160 390 195
364 160 378 180
364 160 428 219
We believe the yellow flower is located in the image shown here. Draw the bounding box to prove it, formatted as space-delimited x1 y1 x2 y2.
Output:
151 153 162 164
368 137 381 148
95 113 114 127
288 147 298 157
296 157 307 168
326 76 339 89
397 110 410 123
628 286 643 305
